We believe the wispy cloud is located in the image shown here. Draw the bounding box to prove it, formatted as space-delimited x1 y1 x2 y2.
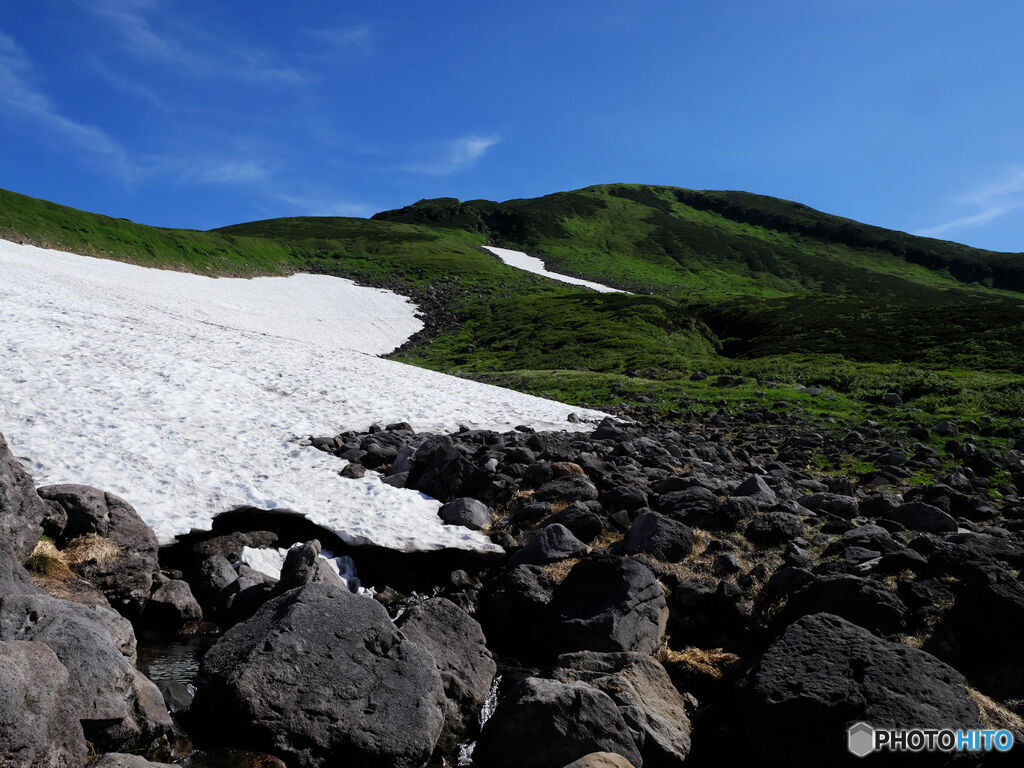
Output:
274 193 374 218
0 28 140 181
85 0 310 85
916 167 1024 240
402 133 501 175
175 159 272 186
309 24 371 48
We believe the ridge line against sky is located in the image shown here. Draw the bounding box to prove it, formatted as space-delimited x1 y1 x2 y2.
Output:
0 1 1022 251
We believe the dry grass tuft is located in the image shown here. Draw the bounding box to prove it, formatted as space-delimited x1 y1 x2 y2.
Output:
24 539 75 580
970 688 1024 736
551 462 585 477
63 534 120 568
658 645 742 680
541 557 581 584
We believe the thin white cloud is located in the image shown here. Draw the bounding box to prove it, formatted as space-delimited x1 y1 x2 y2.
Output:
178 159 272 186
85 0 310 85
309 24 371 48
917 167 1024 240
403 133 501 175
0 28 140 182
275 193 374 218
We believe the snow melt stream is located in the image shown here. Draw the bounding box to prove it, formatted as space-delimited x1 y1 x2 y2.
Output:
0 240 606 552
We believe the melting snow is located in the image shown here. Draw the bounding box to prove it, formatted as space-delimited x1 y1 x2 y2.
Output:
0 239 606 552
482 245 625 293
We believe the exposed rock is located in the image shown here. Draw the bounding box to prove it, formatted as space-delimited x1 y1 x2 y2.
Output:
396 597 496 752
535 475 600 503
38 484 159 616
473 677 643 768
553 555 668 655
746 613 981 765
555 651 691 766
0 433 46 561
196 583 446 768
623 511 693 562
272 540 346 594
91 756 177 768
143 578 202 629
478 564 557 658
731 475 777 507
0 592 172 755
0 639 88 768
743 510 803 544
510 524 589 566
886 501 958 533
561 754 637 768
439 497 493 530
777 574 908 635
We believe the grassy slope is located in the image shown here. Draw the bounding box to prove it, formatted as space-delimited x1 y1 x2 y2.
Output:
2 184 1022 429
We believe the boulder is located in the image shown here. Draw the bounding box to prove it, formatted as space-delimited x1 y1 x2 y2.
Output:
731 475 777 507
0 433 46 561
886 502 957 533
553 555 668 655
396 597 496 752
799 492 859 519
0 639 88 767
743 510 804 545
473 677 643 768
405 437 490 502
561 754 637 768
0 592 172 755
272 540 346 594
658 486 718 524
555 652 691 766
622 511 693 562
439 497 493 530
143 578 202 630
746 613 981 765
777 575 908 635
91 756 177 768
478 565 557 659
510 524 589 566
535 475 600 503
196 583 446 768
38 485 159 616
193 555 238 604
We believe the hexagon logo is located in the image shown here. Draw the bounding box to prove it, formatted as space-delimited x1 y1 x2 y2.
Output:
848 722 875 758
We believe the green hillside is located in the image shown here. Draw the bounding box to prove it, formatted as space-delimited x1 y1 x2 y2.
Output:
2 183 1023 430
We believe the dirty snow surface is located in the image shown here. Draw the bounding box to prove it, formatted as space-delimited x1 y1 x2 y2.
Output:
482 246 626 293
0 239 606 552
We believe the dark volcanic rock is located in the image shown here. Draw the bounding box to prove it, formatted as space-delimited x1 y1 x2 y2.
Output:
38 484 159 616
439 497 493 530
510 523 589 566
472 677 643 768
143 578 203 630
746 613 981 766
396 597 496 753
886 501 958 533
196 583 446 768
272 540 346 594
622 511 694 562
0 639 88 768
0 592 172 755
535 475 600 503
554 651 692 767
744 509 804 545
777 575 908 636
552 555 668 655
0 433 46 561
406 437 490 503
478 564 557 659
91 756 177 768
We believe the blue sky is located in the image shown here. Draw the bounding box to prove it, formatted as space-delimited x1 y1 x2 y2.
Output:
1 1 1022 251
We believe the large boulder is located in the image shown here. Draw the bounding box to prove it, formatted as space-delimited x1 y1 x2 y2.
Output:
0 591 172 755
622 512 693 562
561 755 637 768
0 433 46 561
885 502 957 533
142 578 202 630
555 652 691 767
472 677 643 768
38 485 159 616
776 575 909 636
439 497 493 530
510 524 589 566
271 540 346 595
478 564 557 659
552 555 668 656
0 639 88 767
196 583 446 768
396 597 497 753
405 437 490 502
91 756 177 768
746 613 981 765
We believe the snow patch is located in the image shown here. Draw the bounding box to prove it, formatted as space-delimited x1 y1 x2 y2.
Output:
482 245 626 293
0 239 607 553
239 544 359 589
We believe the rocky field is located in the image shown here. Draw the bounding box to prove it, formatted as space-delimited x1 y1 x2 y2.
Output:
2 400 1023 767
